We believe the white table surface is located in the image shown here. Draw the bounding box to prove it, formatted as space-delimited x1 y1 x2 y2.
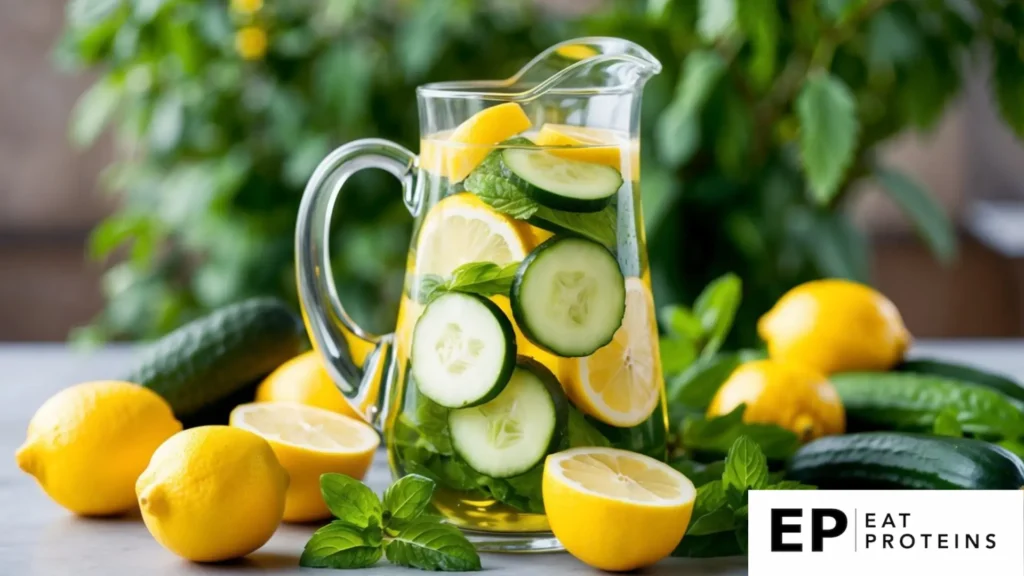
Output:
2 341 1021 574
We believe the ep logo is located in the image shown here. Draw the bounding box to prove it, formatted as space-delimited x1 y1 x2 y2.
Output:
771 508 848 552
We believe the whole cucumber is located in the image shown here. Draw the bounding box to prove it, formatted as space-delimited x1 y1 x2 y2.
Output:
125 297 305 420
897 358 1024 406
831 372 1024 438
787 432 1024 490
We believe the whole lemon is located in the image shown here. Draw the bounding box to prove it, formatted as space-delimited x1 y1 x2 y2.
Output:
16 381 181 516
758 279 910 374
136 426 288 562
255 351 359 418
708 360 845 442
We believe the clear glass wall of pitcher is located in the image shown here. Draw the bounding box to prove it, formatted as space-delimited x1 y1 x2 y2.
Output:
296 38 664 551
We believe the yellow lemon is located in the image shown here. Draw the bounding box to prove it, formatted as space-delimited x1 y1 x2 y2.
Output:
419 102 531 182
230 402 379 523
543 447 696 571
256 351 367 420
759 279 911 374
559 277 662 427
534 123 629 169
16 381 181 516
136 426 288 562
708 360 845 442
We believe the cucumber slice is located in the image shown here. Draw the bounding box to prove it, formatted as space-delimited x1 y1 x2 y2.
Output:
511 236 625 357
449 358 568 478
501 148 622 213
411 292 516 409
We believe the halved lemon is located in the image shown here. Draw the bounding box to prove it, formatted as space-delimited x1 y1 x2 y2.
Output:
230 402 379 522
414 193 530 276
559 277 661 427
543 447 696 571
420 102 531 182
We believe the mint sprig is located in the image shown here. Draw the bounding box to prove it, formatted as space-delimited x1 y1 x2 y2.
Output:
673 436 815 558
417 261 519 305
300 473 481 571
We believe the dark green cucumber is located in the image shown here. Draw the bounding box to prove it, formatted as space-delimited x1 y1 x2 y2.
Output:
831 372 1024 438
126 298 305 419
897 358 1024 406
501 148 622 213
787 432 1024 490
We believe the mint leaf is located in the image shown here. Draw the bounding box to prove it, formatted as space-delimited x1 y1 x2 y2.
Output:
764 481 816 490
687 507 735 536
417 261 519 304
300 521 383 569
734 506 749 552
659 305 704 341
568 407 611 448
697 0 736 42
722 436 769 508
320 473 382 529
667 353 744 411
669 459 725 488
384 519 481 571
656 50 726 167
693 273 742 358
796 72 858 205
531 204 617 247
682 405 801 460
692 480 728 517
673 533 743 558
464 171 539 220
383 474 435 523
933 408 963 438
875 166 956 264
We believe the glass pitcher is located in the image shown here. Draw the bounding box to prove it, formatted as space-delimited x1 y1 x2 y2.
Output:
296 37 664 551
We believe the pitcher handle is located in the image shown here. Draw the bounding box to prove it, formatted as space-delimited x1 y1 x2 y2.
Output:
295 139 419 431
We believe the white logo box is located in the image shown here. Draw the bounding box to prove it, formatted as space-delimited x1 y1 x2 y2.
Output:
748 490 1024 576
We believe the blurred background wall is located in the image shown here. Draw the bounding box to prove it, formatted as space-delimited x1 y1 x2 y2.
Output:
2 0 1024 342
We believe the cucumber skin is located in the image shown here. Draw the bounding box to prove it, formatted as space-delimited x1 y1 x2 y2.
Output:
125 298 305 419
787 433 1024 490
411 293 518 409
510 235 625 358
500 150 620 213
448 356 569 478
831 372 1024 438
898 358 1024 405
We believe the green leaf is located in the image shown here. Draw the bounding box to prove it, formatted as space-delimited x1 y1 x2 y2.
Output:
669 459 725 488
722 436 769 508
997 440 1024 462
149 93 184 153
993 41 1024 139
693 273 742 357
734 506 749 552
736 0 780 88
875 167 956 264
418 261 520 304
673 533 743 558
765 481 816 490
698 0 736 41
320 473 383 529
796 73 859 205
384 519 481 571
687 507 736 536
67 0 122 27
530 204 617 248
801 210 870 282
667 352 744 410
300 521 383 569
69 77 122 148
383 474 435 523
660 337 699 378
660 305 704 341
866 7 920 70
693 480 728 516
464 172 539 220
568 408 612 448
656 50 726 167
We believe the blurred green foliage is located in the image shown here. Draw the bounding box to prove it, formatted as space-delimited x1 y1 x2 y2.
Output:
61 0 1024 342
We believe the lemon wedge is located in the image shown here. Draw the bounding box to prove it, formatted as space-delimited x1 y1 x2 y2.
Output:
420 102 531 182
230 402 379 522
534 123 626 168
543 447 695 571
559 277 661 427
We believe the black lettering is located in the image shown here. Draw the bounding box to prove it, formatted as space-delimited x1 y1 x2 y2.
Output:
811 509 848 552
883 534 894 548
899 512 910 528
772 509 803 552
938 534 948 549
987 534 997 549
865 534 876 548
882 513 896 528
921 533 932 548
865 513 876 528
900 534 915 549
966 534 979 549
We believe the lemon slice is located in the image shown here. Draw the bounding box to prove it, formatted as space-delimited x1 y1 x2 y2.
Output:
230 402 379 522
543 447 695 571
415 193 529 277
560 277 661 427
534 124 627 169
420 102 531 182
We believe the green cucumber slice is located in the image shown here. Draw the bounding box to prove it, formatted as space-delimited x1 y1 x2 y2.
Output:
448 358 568 478
501 148 622 213
411 292 516 408
511 236 625 357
